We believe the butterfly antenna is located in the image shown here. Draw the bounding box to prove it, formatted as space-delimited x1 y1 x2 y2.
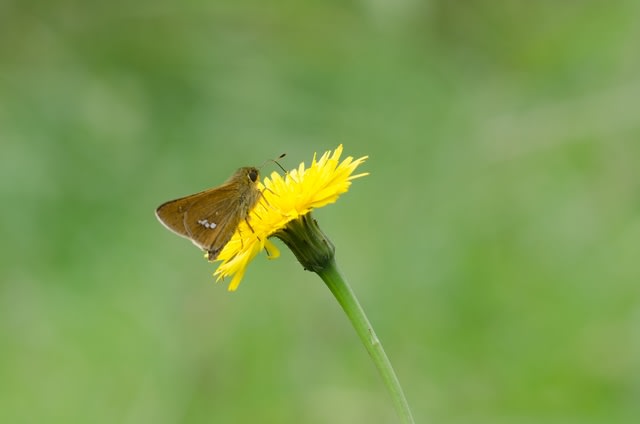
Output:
260 153 287 173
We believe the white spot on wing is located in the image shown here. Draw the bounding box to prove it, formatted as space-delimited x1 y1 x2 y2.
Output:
197 219 217 229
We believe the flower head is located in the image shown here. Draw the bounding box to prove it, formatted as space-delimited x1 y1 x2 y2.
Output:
213 144 368 290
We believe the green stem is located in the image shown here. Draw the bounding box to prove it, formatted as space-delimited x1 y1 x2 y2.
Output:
318 260 415 424
275 213 414 422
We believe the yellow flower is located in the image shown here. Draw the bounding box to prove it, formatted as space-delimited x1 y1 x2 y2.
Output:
213 144 368 291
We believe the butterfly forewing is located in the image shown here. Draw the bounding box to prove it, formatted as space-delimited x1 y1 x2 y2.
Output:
155 166 262 260
183 187 246 257
156 186 237 252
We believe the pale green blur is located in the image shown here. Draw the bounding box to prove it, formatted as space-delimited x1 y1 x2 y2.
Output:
1 1 639 423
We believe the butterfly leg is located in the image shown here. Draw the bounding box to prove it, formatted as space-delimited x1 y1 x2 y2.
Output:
259 186 278 208
236 227 245 249
244 217 255 233
244 217 263 243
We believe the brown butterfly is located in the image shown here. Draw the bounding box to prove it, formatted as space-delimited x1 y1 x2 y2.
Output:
155 167 262 261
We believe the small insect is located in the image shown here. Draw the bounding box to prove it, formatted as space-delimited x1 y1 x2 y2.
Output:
155 155 285 261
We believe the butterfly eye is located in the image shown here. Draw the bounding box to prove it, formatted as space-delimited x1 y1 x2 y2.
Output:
248 169 258 182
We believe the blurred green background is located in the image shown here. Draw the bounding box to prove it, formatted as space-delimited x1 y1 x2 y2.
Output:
1 1 639 423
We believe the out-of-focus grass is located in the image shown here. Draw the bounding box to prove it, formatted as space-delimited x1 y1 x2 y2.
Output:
1 1 639 423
